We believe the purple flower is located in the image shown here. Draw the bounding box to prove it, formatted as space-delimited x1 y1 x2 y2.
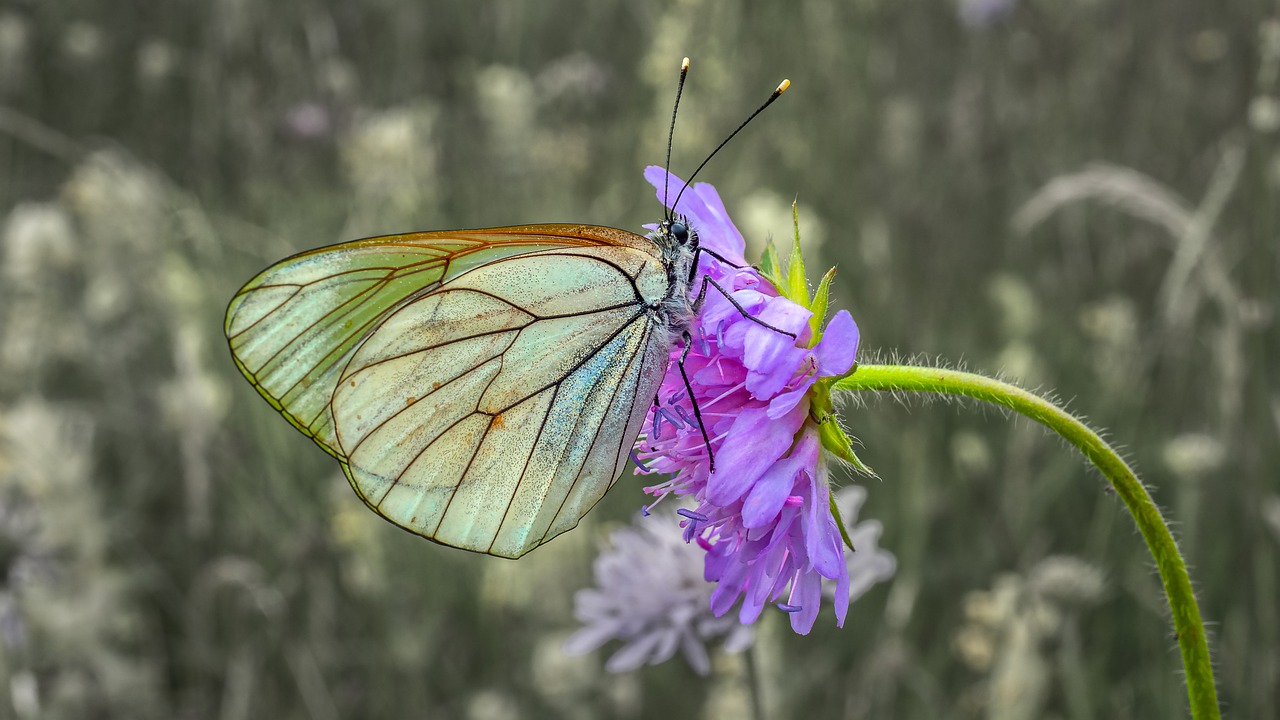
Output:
634 168 871 635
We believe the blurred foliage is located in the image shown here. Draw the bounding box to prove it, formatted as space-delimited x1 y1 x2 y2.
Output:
0 0 1277 718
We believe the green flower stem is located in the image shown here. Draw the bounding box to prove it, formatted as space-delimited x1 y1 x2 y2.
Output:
833 363 1219 720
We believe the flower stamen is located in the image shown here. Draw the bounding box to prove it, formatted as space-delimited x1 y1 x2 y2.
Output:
629 449 652 473
676 508 710 522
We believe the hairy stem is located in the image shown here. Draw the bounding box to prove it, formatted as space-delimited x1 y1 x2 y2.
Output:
834 363 1219 720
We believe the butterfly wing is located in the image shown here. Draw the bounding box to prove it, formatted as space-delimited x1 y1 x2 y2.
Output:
330 244 673 558
225 225 673 558
224 225 651 457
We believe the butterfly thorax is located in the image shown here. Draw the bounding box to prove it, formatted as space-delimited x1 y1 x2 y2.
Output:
647 215 699 335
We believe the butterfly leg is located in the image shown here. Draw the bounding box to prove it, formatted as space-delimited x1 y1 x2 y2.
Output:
700 247 746 268
677 331 717 473
686 246 748 285
691 275 798 339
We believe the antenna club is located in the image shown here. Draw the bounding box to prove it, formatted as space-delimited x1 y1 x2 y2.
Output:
682 57 691 71
670 66 789 213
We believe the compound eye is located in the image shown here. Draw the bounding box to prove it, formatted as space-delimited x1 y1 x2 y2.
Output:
671 221 689 243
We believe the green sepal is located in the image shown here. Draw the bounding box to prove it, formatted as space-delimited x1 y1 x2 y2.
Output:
831 359 860 384
809 266 835 343
758 238 784 289
784 202 810 307
814 381 877 478
821 419 877 478
829 490 857 553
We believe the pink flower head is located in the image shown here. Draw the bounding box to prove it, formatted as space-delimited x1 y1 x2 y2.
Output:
635 167 864 635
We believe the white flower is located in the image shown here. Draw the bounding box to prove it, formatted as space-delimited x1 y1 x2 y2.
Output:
826 485 897 603
564 510 754 675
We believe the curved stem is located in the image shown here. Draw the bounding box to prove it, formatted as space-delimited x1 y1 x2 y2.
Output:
834 364 1219 720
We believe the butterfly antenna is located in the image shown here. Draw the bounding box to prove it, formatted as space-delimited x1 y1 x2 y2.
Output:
664 57 691 222
672 77 790 214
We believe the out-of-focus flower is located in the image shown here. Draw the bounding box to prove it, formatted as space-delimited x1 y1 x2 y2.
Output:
341 105 440 231
953 556 1106 717
281 101 334 141
825 485 897 603
563 509 754 675
1262 495 1280 546
633 168 879 635
958 0 1016 29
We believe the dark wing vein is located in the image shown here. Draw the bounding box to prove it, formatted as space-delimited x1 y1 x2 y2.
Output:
477 307 648 418
486 383 563 554
538 316 654 544
426 340 512 526
523 252 649 304
348 330 520 460
229 259 444 342
244 266 437 383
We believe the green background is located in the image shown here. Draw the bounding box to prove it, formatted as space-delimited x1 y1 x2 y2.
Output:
0 0 1275 718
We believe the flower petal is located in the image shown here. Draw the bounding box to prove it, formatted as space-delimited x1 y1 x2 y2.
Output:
644 166 747 264
682 182 747 263
643 165 673 205
738 577 768 625
766 383 813 419
705 406 794 505
710 557 750 617
788 571 823 635
740 454 803 529
606 631 666 672
740 305 811 397
702 289 770 341
832 567 850 628
680 632 713 676
563 623 619 655
803 449 846 580
814 310 859 377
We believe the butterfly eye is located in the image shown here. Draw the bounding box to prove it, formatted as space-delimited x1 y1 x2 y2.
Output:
671 221 689 244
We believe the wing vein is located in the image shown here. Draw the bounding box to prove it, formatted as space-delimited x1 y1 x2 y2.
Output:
325 322 529 383
346 333 519 458
539 316 655 543
522 252 649 301
485 384 560 554
482 308 649 417
229 259 444 341
430 346 511 531
249 271 420 381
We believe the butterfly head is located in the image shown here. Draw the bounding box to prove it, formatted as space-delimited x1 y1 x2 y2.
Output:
648 214 701 319
654 215 698 252
669 219 690 246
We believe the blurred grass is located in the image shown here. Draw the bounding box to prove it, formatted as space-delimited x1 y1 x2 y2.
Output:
0 0 1276 718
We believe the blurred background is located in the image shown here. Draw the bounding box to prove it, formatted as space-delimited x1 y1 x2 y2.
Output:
0 0 1276 718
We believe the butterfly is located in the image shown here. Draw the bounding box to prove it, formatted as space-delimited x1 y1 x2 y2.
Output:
224 60 789 558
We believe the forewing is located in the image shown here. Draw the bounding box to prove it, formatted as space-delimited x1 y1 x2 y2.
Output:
330 247 672 558
224 226 651 456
